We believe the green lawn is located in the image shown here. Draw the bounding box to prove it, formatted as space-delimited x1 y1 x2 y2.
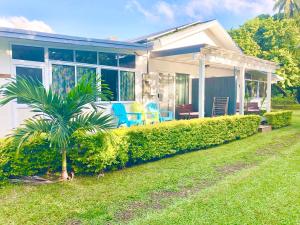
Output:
1 112 300 225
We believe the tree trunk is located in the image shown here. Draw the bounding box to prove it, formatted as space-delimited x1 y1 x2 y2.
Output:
61 148 68 181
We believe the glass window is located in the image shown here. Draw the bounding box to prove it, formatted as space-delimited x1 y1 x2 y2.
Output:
246 71 267 81
16 67 43 103
101 69 118 101
12 45 44 62
119 54 135 68
98 52 118 66
49 48 74 62
259 82 267 98
176 74 189 105
120 71 135 101
77 66 96 84
75 50 97 64
245 80 258 98
52 64 75 95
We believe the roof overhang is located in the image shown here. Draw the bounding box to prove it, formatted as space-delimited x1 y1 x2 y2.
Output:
0 27 148 52
129 20 216 43
131 20 241 53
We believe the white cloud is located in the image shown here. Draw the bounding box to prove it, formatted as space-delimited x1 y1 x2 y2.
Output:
0 16 54 33
126 0 159 22
127 0 274 23
185 0 274 19
156 1 175 22
126 0 176 23
185 0 217 19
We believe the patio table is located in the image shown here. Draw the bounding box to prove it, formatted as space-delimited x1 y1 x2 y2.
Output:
179 112 199 119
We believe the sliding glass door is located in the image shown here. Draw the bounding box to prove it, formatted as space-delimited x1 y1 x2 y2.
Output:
175 73 189 105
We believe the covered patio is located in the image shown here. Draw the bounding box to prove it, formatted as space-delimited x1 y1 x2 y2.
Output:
149 44 280 117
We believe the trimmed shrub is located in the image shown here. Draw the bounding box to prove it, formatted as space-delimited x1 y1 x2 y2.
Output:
0 136 60 178
69 131 127 174
122 115 261 164
0 115 261 178
264 111 293 129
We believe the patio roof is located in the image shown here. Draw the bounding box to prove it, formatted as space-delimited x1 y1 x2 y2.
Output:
151 44 279 73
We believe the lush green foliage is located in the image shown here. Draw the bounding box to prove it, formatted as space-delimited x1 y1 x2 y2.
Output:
229 15 300 90
264 110 293 128
272 93 300 108
0 115 260 179
272 104 300 110
0 112 299 225
0 75 114 179
272 96 298 105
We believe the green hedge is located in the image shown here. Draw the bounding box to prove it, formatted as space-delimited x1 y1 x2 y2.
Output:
0 115 261 178
272 104 300 110
122 115 260 164
0 135 60 179
272 96 297 105
264 111 293 129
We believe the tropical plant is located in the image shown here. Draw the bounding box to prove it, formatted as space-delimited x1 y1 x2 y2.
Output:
230 16 300 91
0 74 115 181
274 0 300 18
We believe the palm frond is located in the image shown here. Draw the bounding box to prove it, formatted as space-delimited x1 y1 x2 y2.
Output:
10 118 52 150
49 121 71 149
71 111 115 133
0 77 64 119
64 74 112 118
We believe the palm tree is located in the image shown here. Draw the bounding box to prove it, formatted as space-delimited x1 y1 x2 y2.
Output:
0 75 115 180
274 0 300 18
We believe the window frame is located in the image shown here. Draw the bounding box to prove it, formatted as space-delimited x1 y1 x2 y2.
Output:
245 79 267 99
12 44 45 62
75 50 98 65
12 63 46 108
48 48 74 62
10 42 137 104
99 66 136 102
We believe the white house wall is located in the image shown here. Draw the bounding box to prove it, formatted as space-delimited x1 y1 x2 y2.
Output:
0 39 14 137
0 39 36 137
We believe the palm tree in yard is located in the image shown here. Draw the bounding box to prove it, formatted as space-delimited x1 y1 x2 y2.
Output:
274 0 300 18
0 74 115 181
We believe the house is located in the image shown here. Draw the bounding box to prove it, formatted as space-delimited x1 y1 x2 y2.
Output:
0 20 281 136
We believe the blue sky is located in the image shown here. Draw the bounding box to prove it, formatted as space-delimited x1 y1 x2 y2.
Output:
0 0 275 40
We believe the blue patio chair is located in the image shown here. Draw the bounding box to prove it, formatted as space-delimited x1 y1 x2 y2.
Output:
112 103 143 127
146 102 173 122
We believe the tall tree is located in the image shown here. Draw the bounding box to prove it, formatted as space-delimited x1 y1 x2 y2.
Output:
0 75 114 180
230 16 300 90
274 0 300 18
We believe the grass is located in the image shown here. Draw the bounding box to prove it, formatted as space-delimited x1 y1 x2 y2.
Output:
1 111 300 225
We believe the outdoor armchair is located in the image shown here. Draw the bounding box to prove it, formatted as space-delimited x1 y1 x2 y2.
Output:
131 102 158 125
112 103 143 127
146 102 173 122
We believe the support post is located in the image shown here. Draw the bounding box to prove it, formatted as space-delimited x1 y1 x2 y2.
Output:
239 66 245 115
266 71 272 112
199 57 205 118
